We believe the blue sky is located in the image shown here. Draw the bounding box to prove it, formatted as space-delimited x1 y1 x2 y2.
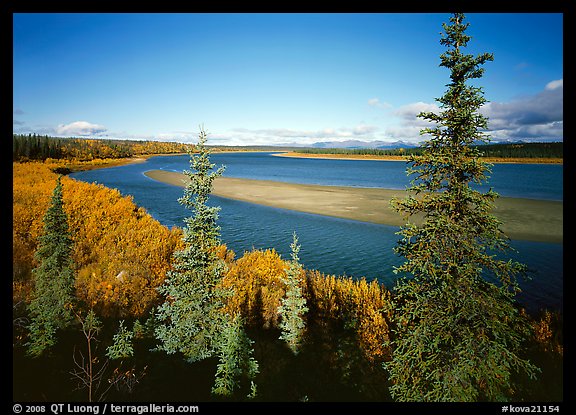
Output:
13 13 563 146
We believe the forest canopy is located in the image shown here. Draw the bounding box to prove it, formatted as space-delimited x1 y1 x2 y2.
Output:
13 134 191 162
293 142 563 160
13 134 563 164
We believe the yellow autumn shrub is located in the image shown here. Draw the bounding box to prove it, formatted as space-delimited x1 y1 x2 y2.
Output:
221 247 393 362
531 309 563 356
306 270 392 362
13 162 61 288
222 248 289 328
14 161 393 359
13 161 182 317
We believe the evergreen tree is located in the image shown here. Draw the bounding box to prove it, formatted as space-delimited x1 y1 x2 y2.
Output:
106 320 134 360
26 176 75 357
385 13 538 401
154 127 229 362
212 315 259 398
278 232 308 354
154 127 259 397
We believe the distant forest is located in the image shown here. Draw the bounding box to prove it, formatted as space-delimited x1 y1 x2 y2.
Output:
295 142 563 159
12 134 563 163
12 134 191 162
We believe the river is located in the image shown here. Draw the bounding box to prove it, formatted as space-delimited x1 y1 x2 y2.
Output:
70 152 563 314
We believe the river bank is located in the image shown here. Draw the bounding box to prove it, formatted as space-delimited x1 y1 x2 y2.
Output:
144 169 562 244
274 151 564 164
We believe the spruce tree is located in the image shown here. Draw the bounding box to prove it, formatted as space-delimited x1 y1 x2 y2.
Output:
27 175 75 357
212 315 259 398
106 320 134 360
154 127 259 397
154 127 229 362
385 13 538 401
278 232 308 354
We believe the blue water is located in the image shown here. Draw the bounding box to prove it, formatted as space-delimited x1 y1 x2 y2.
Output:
127 152 563 200
71 152 563 314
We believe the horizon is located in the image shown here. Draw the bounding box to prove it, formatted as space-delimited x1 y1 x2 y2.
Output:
13 13 563 146
12 132 563 150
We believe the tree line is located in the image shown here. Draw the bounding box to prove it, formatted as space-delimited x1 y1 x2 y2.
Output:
295 142 563 160
13 134 563 164
13 134 191 162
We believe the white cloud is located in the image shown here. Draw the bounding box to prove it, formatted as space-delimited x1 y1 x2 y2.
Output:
380 79 563 143
351 124 378 135
220 124 382 146
383 125 425 142
56 121 107 137
369 101 441 143
481 79 563 140
157 131 198 142
368 98 392 109
545 79 563 90
394 101 441 121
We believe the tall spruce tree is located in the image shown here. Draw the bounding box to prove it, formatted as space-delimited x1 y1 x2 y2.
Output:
278 232 308 354
154 127 229 362
384 13 539 401
27 176 75 357
155 128 259 397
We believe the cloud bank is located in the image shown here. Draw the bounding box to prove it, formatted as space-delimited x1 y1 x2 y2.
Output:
370 80 563 144
214 124 382 146
55 121 108 137
481 79 563 141
202 79 563 146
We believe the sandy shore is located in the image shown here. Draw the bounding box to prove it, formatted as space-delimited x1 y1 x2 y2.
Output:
144 170 562 244
273 151 563 164
272 152 408 162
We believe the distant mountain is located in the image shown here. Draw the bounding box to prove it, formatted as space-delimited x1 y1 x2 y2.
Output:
311 140 419 149
271 138 560 149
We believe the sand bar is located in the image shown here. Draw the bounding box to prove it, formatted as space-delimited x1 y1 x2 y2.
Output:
273 151 563 164
144 170 562 244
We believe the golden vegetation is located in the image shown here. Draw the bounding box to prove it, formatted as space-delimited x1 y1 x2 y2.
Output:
13 162 393 360
222 248 288 328
532 310 563 356
13 133 191 162
221 247 393 362
13 161 182 317
305 270 392 362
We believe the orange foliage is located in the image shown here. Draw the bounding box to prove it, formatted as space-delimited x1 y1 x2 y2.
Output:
220 247 393 362
305 270 392 362
14 161 394 360
221 249 288 328
531 310 563 356
13 162 58 282
13 161 182 317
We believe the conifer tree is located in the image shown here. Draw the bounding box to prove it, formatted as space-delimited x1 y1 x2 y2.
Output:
385 13 538 401
27 176 75 356
154 126 229 362
106 320 134 360
155 127 259 397
212 315 259 398
278 232 308 354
